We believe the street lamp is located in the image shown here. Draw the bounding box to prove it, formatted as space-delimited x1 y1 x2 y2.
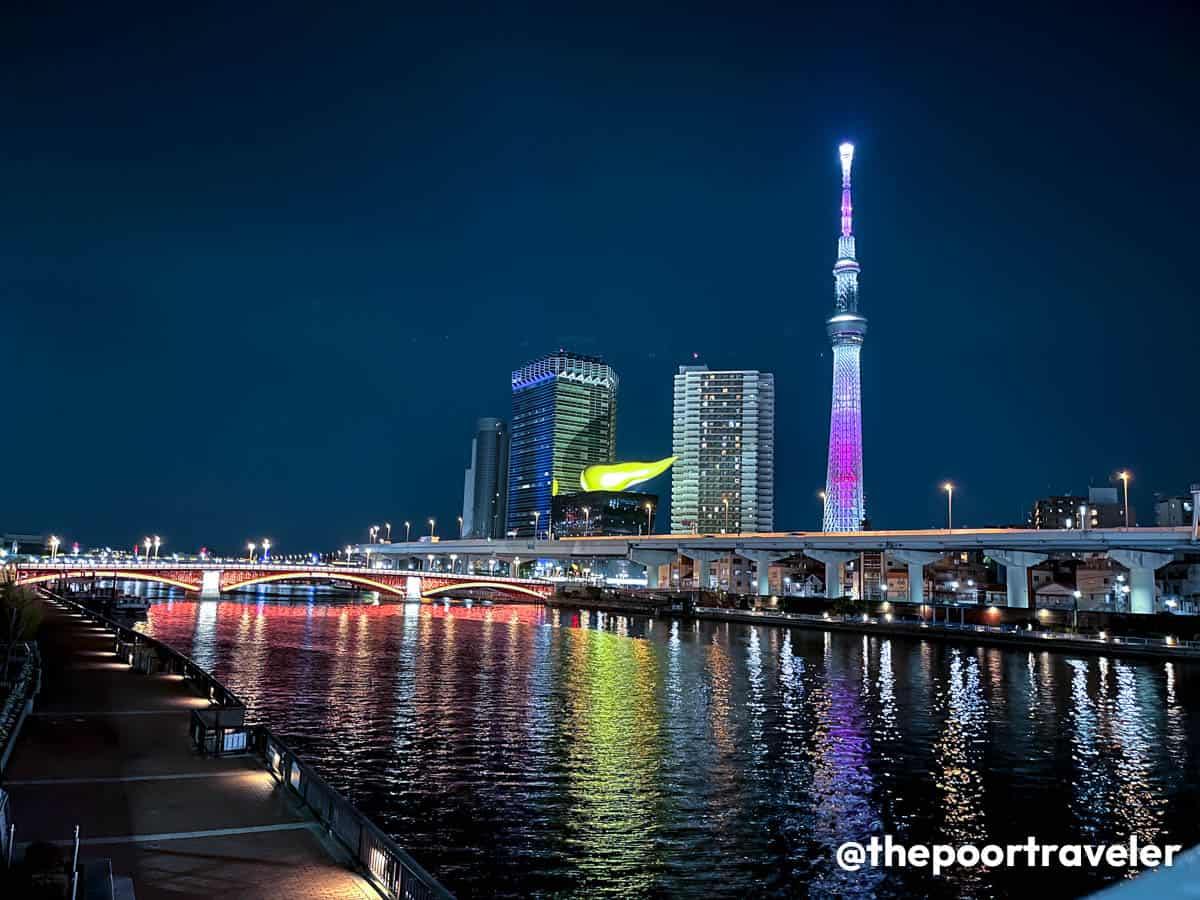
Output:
1072 589 1082 631
645 502 653 535
582 506 590 536
1117 471 1131 527
49 535 60 561
450 553 458 573
369 525 379 543
428 518 436 539
943 483 954 530
262 538 271 560
532 511 540 540
344 545 352 564
458 516 464 538
153 535 161 559
144 536 152 560
247 542 256 561
513 556 521 577
385 521 392 541
404 521 411 542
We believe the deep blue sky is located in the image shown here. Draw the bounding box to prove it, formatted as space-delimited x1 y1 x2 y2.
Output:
3 2 1197 553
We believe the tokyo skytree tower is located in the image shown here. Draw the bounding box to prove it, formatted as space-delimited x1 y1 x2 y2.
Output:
822 142 868 532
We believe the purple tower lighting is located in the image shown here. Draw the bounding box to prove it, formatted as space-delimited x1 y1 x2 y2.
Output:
823 142 867 532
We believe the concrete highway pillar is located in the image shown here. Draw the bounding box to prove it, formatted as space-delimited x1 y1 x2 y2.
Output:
890 550 946 605
679 550 720 589
742 551 789 596
200 569 222 598
629 550 677 589
984 550 1047 609
806 550 856 599
1107 549 1174 615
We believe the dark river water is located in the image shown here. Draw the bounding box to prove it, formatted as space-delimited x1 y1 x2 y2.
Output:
132 589 1200 899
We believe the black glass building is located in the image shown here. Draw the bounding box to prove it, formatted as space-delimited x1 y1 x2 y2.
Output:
551 491 656 538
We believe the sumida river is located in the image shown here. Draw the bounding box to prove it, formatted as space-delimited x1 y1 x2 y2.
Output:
135 590 1200 898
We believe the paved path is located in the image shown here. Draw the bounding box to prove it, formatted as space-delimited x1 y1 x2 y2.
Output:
4 600 376 899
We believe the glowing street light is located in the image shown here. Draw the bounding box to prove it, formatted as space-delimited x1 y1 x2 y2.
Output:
49 535 61 560
153 535 161 559
582 506 591 536
369 525 379 543
385 521 392 541
247 542 256 561
144 536 152 560
645 502 653 535
262 538 271 560
1117 471 1132 527
942 483 954 530
513 555 521 577
428 518 436 539
450 553 458 573
404 521 411 542
458 515 464 538
344 545 352 564
532 511 540 540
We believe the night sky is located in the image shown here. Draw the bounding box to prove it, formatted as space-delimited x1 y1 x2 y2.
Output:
3 3 1197 554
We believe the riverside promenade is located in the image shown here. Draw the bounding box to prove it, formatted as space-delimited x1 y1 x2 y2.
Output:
3 598 378 899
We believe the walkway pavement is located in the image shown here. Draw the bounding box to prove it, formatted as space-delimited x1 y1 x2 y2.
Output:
4 600 376 899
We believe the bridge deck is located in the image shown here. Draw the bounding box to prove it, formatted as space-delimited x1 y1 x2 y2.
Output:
5 601 375 899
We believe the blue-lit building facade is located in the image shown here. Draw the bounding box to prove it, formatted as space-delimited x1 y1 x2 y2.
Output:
507 353 618 538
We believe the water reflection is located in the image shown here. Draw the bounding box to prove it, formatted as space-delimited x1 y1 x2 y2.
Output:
136 599 1200 898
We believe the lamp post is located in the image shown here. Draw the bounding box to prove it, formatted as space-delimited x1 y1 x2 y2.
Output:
1117 471 1131 527
582 507 590 536
458 516 463 539
344 545 352 565
532 511 540 541
49 535 60 561
450 553 458 573
428 518 436 539
404 521 411 542
385 522 392 542
144 537 152 561
943 483 954 530
513 556 521 578
153 535 161 559
645 502 653 535
262 538 271 561
369 525 379 543
247 542 256 562
1072 589 1082 631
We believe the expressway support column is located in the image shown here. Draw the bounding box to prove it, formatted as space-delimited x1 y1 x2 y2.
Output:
200 569 222 598
629 550 677 589
679 550 720 590
984 550 1047 609
806 550 856 599
742 552 789 597
889 550 946 605
1106 549 1174 615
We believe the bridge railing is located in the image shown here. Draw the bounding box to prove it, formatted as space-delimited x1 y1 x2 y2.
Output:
257 728 453 900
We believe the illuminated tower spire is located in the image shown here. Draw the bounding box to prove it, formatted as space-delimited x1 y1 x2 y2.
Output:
822 142 867 532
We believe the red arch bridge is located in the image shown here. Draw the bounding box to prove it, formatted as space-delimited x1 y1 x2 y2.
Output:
12 561 555 603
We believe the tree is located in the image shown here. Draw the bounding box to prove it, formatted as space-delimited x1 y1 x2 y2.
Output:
1 567 42 685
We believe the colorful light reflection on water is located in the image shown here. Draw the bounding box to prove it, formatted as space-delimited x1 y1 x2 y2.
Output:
136 594 1200 898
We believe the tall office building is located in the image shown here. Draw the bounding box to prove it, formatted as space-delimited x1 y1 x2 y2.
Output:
506 352 618 537
461 417 510 539
822 142 868 532
671 365 775 534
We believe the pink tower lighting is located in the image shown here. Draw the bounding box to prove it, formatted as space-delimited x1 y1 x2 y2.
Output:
823 141 868 532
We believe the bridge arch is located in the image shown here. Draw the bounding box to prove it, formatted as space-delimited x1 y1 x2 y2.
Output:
15 569 201 592
220 571 408 596
421 581 552 601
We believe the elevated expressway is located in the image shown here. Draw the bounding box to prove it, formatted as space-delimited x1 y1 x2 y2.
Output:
355 526 1199 614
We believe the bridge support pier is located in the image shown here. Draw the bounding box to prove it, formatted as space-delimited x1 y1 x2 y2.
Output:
406 576 422 602
742 551 789 596
200 569 222 598
985 550 1047 609
890 550 945 605
806 550 856 599
679 550 719 589
629 550 677 589
1107 549 1174 615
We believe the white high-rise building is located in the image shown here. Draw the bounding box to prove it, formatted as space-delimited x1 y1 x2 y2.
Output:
671 365 774 534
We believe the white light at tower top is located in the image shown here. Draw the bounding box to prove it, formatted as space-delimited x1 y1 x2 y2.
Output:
839 142 854 177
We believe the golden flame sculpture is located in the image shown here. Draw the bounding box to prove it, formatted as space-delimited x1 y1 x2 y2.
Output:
579 457 676 492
